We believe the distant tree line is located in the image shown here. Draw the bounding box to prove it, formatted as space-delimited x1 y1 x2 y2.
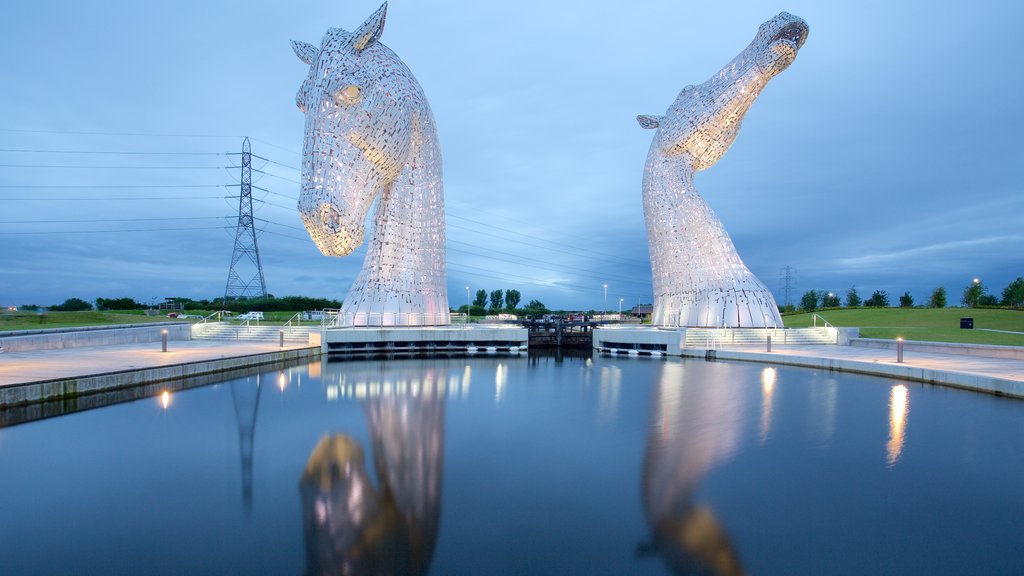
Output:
20 294 342 313
790 276 1024 312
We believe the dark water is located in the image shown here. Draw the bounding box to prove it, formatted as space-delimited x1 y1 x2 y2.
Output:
1 354 1021 575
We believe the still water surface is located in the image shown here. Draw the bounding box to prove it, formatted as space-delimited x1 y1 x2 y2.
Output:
1 354 1021 575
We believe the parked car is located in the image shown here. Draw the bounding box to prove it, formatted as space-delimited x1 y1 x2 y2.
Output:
236 311 264 321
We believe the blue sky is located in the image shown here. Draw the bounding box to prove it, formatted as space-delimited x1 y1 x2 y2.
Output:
1 0 1021 311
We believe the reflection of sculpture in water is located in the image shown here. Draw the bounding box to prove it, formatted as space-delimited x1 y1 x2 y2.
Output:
639 364 747 575
637 13 808 327
299 372 444 575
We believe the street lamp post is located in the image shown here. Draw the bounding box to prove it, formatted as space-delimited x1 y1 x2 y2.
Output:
465 286 470 326
603 284 608 312
619 298 623 318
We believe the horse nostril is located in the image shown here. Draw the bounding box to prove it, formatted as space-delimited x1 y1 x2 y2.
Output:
320 204 341 233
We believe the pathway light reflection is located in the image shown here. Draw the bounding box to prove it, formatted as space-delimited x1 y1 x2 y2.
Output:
160 390 171 410
759 367 776 443
887 384 909 466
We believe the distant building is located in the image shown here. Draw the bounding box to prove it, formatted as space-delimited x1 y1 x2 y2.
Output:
630 304 653 320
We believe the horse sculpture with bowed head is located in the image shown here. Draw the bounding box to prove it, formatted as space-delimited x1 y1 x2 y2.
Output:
292 3 449 326
637 12 808 328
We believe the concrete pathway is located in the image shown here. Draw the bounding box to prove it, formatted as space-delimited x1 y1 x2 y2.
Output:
0 340 316 387
694 343 1024 398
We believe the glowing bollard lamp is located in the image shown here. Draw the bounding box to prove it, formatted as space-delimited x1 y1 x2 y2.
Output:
896 337 904 363
161 329 168 353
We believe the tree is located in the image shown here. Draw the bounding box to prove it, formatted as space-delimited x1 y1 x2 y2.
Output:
822 292 841 308
505 289 521 309
962 279 986 308
899 291 914 308
845 286 861 308
95 297 144 311
50 297 93 311
524 299 548 314
1001 277 1024 308
799 290 820 311
489 289 503 310
864 290 889 307
979 294 998 306
929 286 947 308
473 289 488 308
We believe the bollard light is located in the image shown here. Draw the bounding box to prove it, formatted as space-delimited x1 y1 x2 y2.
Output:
896 337 904 363
766 334 772 353
280 329 285 348
161 329 168 353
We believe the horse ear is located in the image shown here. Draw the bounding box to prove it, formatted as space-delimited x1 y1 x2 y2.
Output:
291 40 319 65
352 2 387 53
637 115 662 129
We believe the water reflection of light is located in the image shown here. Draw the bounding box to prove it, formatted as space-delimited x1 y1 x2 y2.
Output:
495 363 507 404
887 384 909 466
278 372 288 392
160 390 171 410
462 365 472 399
598 367 621 425
759 368 776 443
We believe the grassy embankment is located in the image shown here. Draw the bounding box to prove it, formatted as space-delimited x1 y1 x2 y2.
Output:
0 309 314 331
783 308 1024 346
0 310 184 332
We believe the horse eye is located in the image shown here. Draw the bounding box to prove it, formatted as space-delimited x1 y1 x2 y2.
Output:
333 85 361 106
296 93 306 113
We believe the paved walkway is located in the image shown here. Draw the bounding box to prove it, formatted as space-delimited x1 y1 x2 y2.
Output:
0 340 316 387
695 343 1024 398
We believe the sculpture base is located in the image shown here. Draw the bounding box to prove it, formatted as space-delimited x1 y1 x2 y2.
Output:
321 325 528 357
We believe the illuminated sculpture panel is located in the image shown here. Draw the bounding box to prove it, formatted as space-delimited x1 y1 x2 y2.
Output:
293 3 449 326
637 12 808 327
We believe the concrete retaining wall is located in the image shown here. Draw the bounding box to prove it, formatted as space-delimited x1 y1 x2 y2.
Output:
0 323 191 353
0 346 320 408
851 338 1024 360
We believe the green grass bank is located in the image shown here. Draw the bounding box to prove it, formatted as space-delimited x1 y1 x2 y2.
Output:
783 308 1024 346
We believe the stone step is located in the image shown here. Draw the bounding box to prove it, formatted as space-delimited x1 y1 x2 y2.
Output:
684 327 835 347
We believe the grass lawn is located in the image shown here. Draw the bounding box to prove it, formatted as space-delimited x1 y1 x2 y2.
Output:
0 310 187 332
783 308 1024 346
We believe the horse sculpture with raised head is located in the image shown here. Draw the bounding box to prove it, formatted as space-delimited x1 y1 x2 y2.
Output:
637 13 808 327
292 2 449 326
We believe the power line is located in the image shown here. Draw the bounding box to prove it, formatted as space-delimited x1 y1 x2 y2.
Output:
0 164 233 169
0 226 229 235
1 195 226 201
0 216 229 224
0 148 231 156
0 184 230 189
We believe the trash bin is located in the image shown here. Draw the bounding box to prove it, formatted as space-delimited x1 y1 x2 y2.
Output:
960 317 974 329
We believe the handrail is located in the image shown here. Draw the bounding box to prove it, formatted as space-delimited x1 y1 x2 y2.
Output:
812 313 835 330
285 312 303 327
199 310 225 324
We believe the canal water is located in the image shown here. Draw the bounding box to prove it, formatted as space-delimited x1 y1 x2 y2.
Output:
0 354 1021 575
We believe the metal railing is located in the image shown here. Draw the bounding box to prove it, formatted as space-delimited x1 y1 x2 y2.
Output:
812 313 840 344
321 311 452 328
284 312 303 327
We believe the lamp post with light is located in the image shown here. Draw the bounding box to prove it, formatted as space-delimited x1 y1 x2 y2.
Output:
619 298 624 319
465 286 471 326
603 284 608 313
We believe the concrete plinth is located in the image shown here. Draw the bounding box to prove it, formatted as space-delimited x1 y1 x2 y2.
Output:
593 326 684 356
322 324 529 356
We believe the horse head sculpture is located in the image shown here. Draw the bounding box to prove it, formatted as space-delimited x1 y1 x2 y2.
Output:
292 3 449 326
637 13 808 327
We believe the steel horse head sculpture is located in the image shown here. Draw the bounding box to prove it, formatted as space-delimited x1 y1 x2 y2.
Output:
638 13 808 327
292 3 449 326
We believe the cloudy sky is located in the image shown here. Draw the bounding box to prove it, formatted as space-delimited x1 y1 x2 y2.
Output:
1 0 1021 311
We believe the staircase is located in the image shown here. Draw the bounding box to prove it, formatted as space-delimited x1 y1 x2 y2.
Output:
684 327 836 349
191 322 315 344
